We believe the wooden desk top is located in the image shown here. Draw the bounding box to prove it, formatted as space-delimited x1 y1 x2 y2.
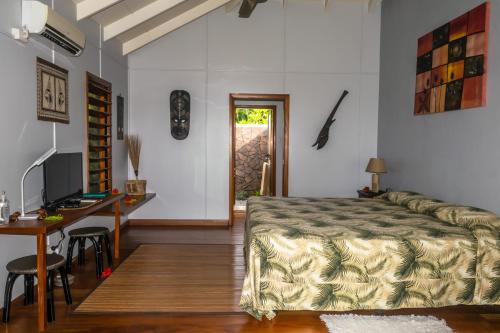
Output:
93 193 156 217
0 194 124 236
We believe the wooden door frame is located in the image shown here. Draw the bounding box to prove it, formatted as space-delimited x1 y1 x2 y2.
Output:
234 104 277 197
229 93 290 226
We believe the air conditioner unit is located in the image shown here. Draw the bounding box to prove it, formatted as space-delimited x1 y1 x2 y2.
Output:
22 0 86 56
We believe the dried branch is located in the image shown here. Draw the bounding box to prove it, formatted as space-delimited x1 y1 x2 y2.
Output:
125 134 141 179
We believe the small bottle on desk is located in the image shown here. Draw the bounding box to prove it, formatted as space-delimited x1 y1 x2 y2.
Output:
0 191 10 225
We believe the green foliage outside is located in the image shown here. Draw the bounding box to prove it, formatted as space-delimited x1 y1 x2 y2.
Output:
236 191 249 201
236 108 271 125
236 190 261 201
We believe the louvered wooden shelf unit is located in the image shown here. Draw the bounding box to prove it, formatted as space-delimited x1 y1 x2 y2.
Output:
86 72 113 194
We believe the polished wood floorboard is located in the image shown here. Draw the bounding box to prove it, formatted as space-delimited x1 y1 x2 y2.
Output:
0 217 498 332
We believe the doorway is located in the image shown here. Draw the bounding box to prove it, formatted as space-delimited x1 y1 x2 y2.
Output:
233 105 276 212
229 94 290 226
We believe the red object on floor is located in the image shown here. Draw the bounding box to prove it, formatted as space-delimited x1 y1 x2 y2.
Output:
102 268 113 279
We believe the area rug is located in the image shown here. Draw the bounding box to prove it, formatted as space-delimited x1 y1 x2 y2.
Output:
320 314 453 333
76 244 244 313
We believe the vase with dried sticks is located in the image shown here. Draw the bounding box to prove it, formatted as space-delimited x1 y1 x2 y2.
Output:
125 135 146 195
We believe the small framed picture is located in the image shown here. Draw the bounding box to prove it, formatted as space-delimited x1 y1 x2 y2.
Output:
37 57 69 123
117 95 124 140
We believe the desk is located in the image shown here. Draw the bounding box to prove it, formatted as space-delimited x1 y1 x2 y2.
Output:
0 194 124 331
93 193 156 217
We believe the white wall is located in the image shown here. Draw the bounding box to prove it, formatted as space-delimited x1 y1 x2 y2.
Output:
128 0 381 220
0 0 128 302
378 0 500 214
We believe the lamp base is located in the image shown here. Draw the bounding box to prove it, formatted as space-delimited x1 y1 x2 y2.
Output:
371 173 380 193
18 214 39 221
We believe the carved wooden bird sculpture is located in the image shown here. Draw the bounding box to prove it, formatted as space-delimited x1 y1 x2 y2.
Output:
312 90 349 150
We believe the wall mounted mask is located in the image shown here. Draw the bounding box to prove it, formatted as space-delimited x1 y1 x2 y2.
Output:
170 90 190 140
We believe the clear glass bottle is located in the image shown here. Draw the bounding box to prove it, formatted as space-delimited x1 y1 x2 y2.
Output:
0 191 10 225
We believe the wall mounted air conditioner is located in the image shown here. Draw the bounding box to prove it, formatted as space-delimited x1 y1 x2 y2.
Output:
22 0 86 56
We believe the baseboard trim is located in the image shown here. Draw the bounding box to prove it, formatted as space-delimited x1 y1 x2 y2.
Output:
233 211 246 219
120 220 130 230
128 219 230 227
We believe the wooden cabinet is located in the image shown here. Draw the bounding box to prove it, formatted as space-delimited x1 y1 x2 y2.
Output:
86 72 112 194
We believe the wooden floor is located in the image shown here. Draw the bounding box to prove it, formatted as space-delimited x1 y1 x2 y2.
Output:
0 217 499 333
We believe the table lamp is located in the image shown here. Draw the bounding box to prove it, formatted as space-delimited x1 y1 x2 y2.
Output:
19 147 57 220
365 158 387 193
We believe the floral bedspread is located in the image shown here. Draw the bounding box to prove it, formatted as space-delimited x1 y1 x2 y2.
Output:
240 192 500 319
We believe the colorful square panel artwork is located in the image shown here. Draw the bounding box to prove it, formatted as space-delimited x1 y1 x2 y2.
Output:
414 2 489 115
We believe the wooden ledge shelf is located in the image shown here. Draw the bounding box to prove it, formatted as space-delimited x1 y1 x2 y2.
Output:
89 168 110 173
88 133 111 139
93 193 156 217
88 95 111 105
88 109 111 117
89 179 111 185
88 122 111 128
89 157 112 161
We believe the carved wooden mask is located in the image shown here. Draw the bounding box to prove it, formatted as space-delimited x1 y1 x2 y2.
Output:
170 90 190 140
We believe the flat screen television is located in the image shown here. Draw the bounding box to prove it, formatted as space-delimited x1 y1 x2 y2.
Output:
43 152 83 208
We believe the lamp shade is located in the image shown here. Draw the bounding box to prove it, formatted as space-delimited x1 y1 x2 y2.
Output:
366 158 387 173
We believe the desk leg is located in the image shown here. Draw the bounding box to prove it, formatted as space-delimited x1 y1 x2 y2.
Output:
114 201 120 259
37 234 47 332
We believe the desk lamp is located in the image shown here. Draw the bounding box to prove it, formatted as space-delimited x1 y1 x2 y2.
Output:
19 147 57 220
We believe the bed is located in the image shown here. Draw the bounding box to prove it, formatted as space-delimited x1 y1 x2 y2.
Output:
240 192 500 319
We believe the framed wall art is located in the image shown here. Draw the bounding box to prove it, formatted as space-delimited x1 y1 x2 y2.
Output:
36 57 69 123
414 2 489 115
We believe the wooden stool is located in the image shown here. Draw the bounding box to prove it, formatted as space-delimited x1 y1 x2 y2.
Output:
2 254 72 323
66 227 113 278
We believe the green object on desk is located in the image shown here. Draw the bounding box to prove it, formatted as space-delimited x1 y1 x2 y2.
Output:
45 215 64 222
83 193 108 199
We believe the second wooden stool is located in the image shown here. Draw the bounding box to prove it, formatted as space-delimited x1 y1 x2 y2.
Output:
66 227 113 278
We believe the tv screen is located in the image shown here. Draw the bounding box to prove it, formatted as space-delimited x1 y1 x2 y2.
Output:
43 153 83 206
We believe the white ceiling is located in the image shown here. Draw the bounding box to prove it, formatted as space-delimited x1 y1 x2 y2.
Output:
71 0 382 56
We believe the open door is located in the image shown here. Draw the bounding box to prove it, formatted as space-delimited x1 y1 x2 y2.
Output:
229 94 290 226
232 105 276 212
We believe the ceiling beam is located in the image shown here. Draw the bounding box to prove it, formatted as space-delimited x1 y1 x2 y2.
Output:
224 0 241 13
122 0 231 55
76 0 124 20
103 0 188 41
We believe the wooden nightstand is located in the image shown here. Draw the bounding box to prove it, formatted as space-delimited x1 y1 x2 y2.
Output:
357 190 386 198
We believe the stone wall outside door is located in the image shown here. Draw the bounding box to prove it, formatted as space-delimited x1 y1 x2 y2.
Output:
235 124 269 196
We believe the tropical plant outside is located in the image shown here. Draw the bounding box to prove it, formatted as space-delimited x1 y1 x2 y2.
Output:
236 108 271 125
236 191 249 201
